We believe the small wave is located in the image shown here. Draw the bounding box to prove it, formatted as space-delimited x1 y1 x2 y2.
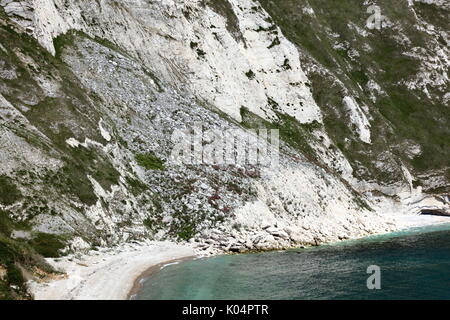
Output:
160 261 180 270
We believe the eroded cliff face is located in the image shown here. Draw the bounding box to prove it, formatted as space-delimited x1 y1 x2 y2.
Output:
257 0 449 218
0 0 448 298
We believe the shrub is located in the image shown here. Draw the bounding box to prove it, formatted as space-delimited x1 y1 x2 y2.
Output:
143 218 153 229
28 233 65 258
0 211 13 236
177 224 196 241
245 70 256 80
6 263 24 286
0 176 22 206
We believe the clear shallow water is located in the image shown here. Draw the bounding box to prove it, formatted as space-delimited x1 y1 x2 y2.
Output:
136 224 450 300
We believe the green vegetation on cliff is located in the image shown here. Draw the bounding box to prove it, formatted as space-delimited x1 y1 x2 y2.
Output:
259 0 449 189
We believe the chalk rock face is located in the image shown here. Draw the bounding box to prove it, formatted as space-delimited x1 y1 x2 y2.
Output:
342 96 371 144
2 0 322 124
0 0 448 262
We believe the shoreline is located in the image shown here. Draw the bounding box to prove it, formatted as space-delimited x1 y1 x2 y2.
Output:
128 214 450 299
127 256 196 300
28 214 450 300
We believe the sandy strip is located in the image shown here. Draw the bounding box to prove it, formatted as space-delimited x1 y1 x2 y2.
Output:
394 214 450 230
28 241 197 300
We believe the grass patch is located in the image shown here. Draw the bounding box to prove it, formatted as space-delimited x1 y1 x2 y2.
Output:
135 153 166 171
125 176 148 196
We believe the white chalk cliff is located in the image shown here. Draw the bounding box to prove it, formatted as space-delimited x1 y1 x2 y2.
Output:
0 0 448 295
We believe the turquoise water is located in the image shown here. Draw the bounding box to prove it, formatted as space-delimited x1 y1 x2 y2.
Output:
136 224 450 300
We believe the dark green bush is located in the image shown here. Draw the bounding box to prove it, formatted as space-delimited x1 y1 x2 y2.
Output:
6 263 24 286
28 233 65 258
0 176 22 206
